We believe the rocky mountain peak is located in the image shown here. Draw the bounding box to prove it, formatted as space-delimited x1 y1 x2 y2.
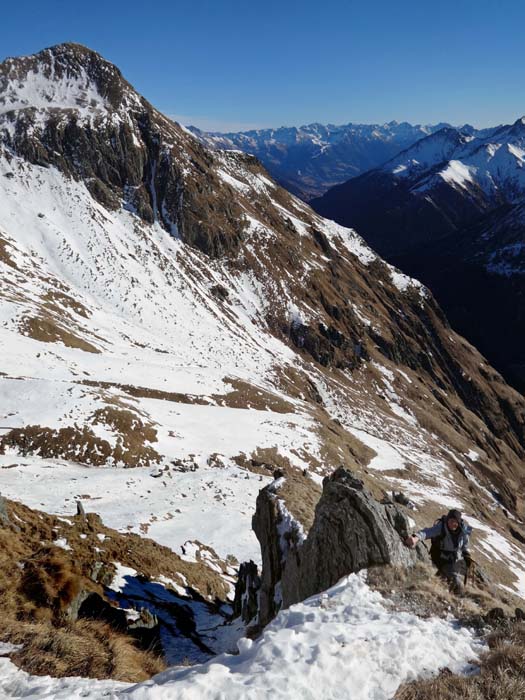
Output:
0 42 140 116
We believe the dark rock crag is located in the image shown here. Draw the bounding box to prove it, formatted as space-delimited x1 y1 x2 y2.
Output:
252 468 427 627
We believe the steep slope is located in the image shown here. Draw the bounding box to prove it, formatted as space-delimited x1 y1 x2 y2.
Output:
1 41 525 627
0 495 235 678
312 120 525 390
190 121 461 199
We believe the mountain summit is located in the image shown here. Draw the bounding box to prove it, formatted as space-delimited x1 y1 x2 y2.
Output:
0 43 139 115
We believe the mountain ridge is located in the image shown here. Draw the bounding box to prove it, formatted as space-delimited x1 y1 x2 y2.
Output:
189 119 484 199
311 116 525 390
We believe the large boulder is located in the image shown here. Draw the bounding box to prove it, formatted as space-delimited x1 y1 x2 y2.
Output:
253 467 427 626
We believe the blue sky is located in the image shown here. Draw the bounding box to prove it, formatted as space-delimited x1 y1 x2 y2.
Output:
1 0 524 131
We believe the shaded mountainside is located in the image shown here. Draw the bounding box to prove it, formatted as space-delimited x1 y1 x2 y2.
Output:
312 121 525 391
1 41 525 647
190 121 461 200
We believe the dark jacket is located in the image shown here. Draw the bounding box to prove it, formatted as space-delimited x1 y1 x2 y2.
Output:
416 519 470 562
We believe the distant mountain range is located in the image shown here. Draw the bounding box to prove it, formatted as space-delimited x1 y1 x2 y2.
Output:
312 118 525 391
189 121 491 199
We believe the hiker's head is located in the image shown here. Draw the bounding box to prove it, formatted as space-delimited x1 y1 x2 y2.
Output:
446 509 462 530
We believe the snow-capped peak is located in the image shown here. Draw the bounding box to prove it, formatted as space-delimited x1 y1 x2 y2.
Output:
0 43 142 119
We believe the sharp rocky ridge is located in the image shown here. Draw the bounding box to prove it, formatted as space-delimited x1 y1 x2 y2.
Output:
1 42 525 693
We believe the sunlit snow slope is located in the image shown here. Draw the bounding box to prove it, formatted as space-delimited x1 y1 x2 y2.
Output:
0 574 485 700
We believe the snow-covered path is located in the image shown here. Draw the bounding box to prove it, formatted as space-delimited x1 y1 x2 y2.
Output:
0 574 484 700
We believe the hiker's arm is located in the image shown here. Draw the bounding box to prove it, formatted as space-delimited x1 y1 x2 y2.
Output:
404 523 441 547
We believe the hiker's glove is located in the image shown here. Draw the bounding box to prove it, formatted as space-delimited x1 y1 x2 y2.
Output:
464 553 472 568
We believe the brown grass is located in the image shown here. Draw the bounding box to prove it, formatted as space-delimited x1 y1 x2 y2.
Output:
0 408 161 467
367 566 525 699
42 289 91 318
0 533 163 682
8 620 164 682
395 623 525 700
19 314 100 353
81 379 208 405
0 236 19 269
20 547 82 620
91 407 161 467
278 469 322 533
79 377 295 413
0 496 233 682
217 378 295 413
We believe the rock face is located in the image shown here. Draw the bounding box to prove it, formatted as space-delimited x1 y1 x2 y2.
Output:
253 468 426 626
0 43 246 258
232 561 261 623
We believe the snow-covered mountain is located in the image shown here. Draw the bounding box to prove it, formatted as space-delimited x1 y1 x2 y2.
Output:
312 119 525 391
1 43 525 697
189 120 476 199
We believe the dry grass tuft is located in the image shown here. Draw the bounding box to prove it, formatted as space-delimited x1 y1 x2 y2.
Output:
8 620 164 682
20 547 82 620
396 667 525 700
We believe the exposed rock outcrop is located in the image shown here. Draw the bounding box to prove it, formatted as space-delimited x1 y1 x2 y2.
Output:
0 494 10 526
253 468 427 626
232 561 261 623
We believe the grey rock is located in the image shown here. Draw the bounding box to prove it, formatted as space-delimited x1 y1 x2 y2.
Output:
253 467 425 626
76 499 86 519
233 561 261 623
0 494 10 526
252 483 285 627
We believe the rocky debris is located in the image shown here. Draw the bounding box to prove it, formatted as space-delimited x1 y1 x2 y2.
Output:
253 468 427 626
391 491 417 510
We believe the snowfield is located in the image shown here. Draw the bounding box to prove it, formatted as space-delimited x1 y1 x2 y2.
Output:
0 574 484 700
0 454 268 565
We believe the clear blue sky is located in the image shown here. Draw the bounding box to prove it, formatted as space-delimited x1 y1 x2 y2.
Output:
1 0 524 132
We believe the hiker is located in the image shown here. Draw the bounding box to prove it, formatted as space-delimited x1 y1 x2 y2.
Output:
404 509 472 593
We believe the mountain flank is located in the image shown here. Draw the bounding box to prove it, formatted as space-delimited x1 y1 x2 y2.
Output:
312 121 525 392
